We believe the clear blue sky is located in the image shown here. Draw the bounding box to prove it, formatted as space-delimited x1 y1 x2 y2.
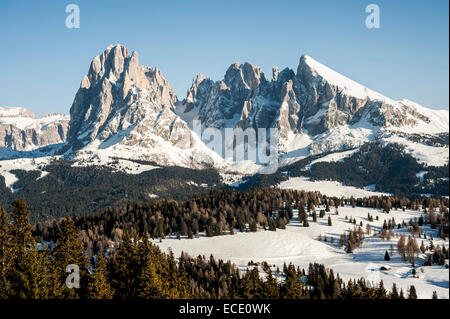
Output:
0 0 448 117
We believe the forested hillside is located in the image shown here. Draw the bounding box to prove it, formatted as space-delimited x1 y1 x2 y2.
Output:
1 199 439 299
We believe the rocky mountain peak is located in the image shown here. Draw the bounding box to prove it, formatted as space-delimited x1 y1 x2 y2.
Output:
67 44 179 151
62 45 222 168
224 62 267 90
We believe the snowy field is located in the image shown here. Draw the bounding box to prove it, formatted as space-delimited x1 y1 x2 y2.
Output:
153 205 449 299
278 177 391 198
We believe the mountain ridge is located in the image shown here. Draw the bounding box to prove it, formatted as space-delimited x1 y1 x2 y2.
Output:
0 45 448 173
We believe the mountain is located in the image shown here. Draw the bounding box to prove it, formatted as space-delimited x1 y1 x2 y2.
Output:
0 44 448 177
0 45 448 220
179 55 449 166
0 107 68 153
63 44 223 168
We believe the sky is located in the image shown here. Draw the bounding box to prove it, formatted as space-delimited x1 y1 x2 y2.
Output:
0 0 448 117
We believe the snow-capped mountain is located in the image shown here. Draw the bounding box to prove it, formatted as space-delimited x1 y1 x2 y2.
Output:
179 54 449 166
0 107 69 152
63 44 223 168
0 45 448 171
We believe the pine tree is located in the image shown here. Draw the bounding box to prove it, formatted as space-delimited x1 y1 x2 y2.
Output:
241 267 264 299
7 200 46 299
384 250 390 261
420 240 426 253
328 216 332 226
0 207 13 298
390 283 399 299
298 205 307 223
135 234 165 299
432 291 438 299
376 280 387 299
52 215 88 298
262 269 279 298
280 264 303 299
87 254 113 299
408 285 417 299
110 231 138 298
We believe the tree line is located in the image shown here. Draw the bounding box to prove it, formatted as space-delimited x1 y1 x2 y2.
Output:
0 200 428 299
33 188 449 258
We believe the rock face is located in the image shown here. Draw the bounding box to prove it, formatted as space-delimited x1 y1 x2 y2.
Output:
179 54 448 155
65 44 222 167
0 107 69 151
68 45 181 149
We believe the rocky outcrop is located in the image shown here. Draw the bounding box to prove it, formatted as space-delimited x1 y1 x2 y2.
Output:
63 44 223 168
66 44 194 152
0 107 69 151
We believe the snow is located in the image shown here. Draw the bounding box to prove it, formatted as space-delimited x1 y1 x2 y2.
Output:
0 106 33 118
279 132 313 166
72 152 159 174
383 135 449 167
395 100 449 135
153 205 449 299
278 177 390 198
416 171 428 183
303 55 399 105
220 173 248 186
304 148 359 170
0 156 57 191
0 107 68 131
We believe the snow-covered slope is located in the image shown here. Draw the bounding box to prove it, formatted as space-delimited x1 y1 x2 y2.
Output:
153 204 449 299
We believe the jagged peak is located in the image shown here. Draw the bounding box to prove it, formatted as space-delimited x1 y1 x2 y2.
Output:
224 61 267 90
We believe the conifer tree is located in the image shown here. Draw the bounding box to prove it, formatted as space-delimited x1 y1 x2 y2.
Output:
376 280 387 299
0 207 12 298
135 234 165 299
390 283 399 299
110 230 138 298
384 250 390 261
7 200 46 299
408 285 417 299
87 254 113 299
262 269 279 299
280 264 303 299
241 267 263 299
52 215 88 298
